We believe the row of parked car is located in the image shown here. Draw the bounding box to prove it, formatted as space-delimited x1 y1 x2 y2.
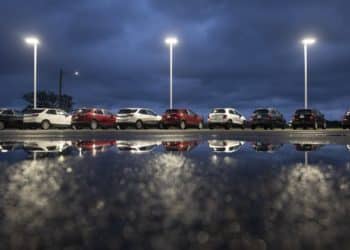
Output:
0 106 349 130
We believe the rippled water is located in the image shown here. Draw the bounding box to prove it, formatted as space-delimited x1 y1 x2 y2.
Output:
0 139 349 250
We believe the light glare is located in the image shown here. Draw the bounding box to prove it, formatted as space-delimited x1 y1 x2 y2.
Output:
165 37 178 45
301 38 316 45
25 37 40 45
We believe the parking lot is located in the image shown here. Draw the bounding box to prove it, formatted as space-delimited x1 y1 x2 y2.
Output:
1 128 350 144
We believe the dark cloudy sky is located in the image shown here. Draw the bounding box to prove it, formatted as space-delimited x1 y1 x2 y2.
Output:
1 0 350 119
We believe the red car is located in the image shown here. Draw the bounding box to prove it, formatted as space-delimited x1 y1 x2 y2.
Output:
162 141 199 152
72 108 116 130
161 109 204 129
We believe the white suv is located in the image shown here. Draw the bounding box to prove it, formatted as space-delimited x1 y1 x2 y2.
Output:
23 108 72 130
208 108 246 129
116 108 162 129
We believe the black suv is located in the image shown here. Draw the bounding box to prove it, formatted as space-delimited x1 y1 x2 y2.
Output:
292 109 326 129
251 108 286 129
0 109 23 130
342 110 350 129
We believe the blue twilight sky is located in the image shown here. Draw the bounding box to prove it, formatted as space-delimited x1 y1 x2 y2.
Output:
0 0 350 120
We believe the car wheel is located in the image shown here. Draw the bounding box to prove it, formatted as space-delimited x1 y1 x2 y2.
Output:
209 124 214 129
90 120 98 130
251 125 256 130
0 121 5 130
41 120 50 130
264 125 268 130
180 120 186 130
225 120 232 130
198 121 203 129
314 121 318 130
136 120 143 129
292 125 297 130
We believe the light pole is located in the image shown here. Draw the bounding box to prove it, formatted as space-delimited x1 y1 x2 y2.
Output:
165 37 178 109
25 37 40 109
301 37 316 109
58 69 79 108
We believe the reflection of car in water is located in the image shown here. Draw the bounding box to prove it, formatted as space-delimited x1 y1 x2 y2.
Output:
208 140 244 153
116 140 161 153
74 140 116 153
162 141 199 152
0 141 23 152
23 140 73 157
252 142 283 152
295 144 323 152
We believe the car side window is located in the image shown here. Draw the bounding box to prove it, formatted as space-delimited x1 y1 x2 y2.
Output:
96 110 103 115
3 110 13 115
229 110 234 115
188 110 196 116
139 109 148 115
146 110 156 116
47 110 57 115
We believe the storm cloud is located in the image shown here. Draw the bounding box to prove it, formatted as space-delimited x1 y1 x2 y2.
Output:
0 0 350 119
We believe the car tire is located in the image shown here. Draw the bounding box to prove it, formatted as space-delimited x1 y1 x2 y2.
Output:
198 121 203 129
251 125 256 130
225 120 232 130
292 125 297 130
90 120 98 130
180 120 186 130
264 125 268 130
0 121 5 130
41 120 50 130
135 120 143 129
209 124 214 129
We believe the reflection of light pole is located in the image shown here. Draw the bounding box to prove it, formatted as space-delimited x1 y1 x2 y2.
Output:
301 38 316 109
165 37 178 109
58 69 79 108
25 37 40 109
305 152 308 166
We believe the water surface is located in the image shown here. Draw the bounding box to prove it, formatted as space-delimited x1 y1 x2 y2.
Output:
0 138 349 250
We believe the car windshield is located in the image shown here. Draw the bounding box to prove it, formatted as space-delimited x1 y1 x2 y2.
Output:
118 109 137 114
295 109 312 115
212 109 226 113
254 109 269 114
165 109 180 113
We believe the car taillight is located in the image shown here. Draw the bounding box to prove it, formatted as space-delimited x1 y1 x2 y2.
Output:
179 112 184 117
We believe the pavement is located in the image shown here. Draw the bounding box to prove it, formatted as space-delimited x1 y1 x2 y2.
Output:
1 128 350 144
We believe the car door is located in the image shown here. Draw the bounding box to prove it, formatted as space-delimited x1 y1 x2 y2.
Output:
189 110 199 125
138 109 149 124
95 109 105 125
46 109 58 125
105 110 115 126
146 110 159 125
57 110 71 126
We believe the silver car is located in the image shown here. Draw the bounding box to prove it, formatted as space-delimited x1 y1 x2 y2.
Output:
116 108 162 129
